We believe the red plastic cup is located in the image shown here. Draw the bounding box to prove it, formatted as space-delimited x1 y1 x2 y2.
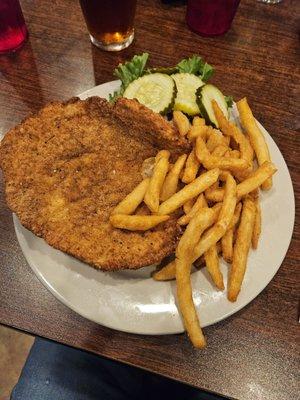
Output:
186 0 241 37
0 0 28 54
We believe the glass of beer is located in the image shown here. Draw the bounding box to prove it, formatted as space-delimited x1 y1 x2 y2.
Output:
79 0 137 51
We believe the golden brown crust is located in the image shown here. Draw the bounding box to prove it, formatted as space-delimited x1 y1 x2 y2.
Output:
113 98 191 156
0 97 185 270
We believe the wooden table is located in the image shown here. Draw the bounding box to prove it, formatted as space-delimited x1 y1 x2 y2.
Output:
0 0 299 398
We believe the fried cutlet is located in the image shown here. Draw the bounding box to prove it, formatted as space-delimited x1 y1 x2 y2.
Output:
0 97 190 270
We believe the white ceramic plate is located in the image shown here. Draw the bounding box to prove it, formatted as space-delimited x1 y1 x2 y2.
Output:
13 81 295 335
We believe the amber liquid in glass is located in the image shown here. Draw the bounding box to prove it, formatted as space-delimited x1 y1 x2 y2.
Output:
79 0 137 51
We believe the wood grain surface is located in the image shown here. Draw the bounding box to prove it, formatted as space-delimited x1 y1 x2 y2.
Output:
0 0 299 399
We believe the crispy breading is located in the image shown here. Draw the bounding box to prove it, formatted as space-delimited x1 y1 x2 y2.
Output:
0 97 188 270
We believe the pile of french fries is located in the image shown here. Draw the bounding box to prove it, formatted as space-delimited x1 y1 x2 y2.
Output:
110 98 277 348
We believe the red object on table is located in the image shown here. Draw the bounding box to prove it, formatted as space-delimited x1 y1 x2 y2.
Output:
186 0 241 36
0 0 28 53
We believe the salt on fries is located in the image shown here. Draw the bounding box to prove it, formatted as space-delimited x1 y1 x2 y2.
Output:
110 97 277 348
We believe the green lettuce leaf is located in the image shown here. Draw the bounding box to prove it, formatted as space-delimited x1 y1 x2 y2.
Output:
109 53 149 102
176 55 214 81
201 62 214 82
109 53 215 102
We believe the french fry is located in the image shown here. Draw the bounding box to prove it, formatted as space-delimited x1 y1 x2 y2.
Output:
221 229 234 263
168 163 174 172
177 208 216 257
155 204 222 280
206 129 229 152
212 100 253 171
160 154 187 201
252 198 261 249
112 131 277 349
219 170 230 181
204 244 224 290
155 150 170 162
187 118 208 141
230 150 240 159
204 185 224 203
158 168 220 215
204 180 219 199
152 260 176 281
195 136 250 173
110 214 169 231
228 202 242 230
192 224 226 264
237 98 272 190
249 188 259 199
204 161 277 202
192 174 237 262
177 193 208 225
225 136 231 146
183 198 195 214
237 161 277 198
176 257 206 348
216 174 237 229
221 203 242 262
176 206 222 348
173 111 190 136
152 257 207 282
144 150 170 212
182 149 201 184
208 156 250 174
212 145 229 157
193 116 206 127
228 197 256 301
112 178 150 215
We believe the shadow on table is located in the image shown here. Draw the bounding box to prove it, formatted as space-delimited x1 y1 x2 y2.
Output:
0 39 44 113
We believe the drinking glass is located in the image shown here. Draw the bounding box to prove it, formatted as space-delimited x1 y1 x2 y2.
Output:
257 0 282 3
186 0 241 37
0 0 28 54
79 0 137 51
